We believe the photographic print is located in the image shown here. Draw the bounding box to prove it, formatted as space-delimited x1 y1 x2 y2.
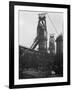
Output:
9 1 70 89
19 11 63 79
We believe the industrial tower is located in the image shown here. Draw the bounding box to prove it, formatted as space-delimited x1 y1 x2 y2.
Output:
49 34 55 54
31 13 47 53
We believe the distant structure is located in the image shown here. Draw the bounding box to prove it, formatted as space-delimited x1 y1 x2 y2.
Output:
31 13 47 53
49 34 55 55
56 34 63 54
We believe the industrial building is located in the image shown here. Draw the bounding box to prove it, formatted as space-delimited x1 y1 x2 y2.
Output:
19 13 63 79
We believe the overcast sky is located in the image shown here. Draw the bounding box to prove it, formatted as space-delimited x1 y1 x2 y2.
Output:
19 10 63 48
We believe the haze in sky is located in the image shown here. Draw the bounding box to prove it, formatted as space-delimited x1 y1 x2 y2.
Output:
19 10 63 49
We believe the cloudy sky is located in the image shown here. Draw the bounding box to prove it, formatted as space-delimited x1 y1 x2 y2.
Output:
19 10 63 48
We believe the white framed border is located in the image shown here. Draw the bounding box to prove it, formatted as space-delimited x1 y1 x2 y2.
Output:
14 5 67 85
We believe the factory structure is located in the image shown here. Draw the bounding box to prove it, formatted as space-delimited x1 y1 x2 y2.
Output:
19 13 63 79
31 13 48 53
30 13 63 55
